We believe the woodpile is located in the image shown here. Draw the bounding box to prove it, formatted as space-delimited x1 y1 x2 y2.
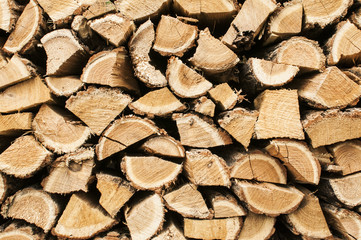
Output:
2 0 361 239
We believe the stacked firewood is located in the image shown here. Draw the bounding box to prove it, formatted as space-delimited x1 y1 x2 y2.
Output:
1 0 361 239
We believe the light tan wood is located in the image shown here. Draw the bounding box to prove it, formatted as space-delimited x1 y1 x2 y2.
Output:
121 156 182 191
238 211 276 240
153 15 197 57
218 107 259 149
0 0 20 32
97 115 159 160
329 140 361 175
185 149 230 187
83 0 116 19
41 148 94 194
81 48 139 92
36 0 79 24
0 112 33 136
0 173 7 204
0 135 52 178
94 231 130 240
1 187 60 232
173 113 232 148
302 108 361 148
266 139 321 185
152 217 186 240
184 217 242 240
351 7 361 29
0 222 45 240
129 20 167 88
66 86 132 135
96 173 135 217
310 146 333 167
129 87 186 118
125 193 164 240
208 83 239 111
232 180 304 217
167 57 212 98
71 15 98 48
163 183 211 219
191 96 216 117
45 75 83 97
140 135 185 158
222 0 277 50
53 192 117 239
254 89 304 140
0 76 53 114
189 28 239 74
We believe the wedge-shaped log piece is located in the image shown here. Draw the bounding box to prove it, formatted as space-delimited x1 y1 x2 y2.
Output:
208 83 238 111
173 113 232 148
152 217 186 240
0 76 52 114
167 57 212 98
269 37 326 72
192 96 216 117
185 149 230 187
53 192 117 239
97 116 159 160
295 67 361 109
0 135 52 178
81 48 139 92
41 148 94 194
228 150 287 184
129 20 167 88
222 0 277 50
184 217 242 240
0 222 45 240
266 139 321 185
37 0 79 24
140 135 185 158
0 173 6 204
83 0 116 19
89 14 135 47
218 108 258 149
41 29 89 76
255 89 304 140
66 87 132 135
189 28 239 74
163 183 211 219
3 0 44 54
96 173 135 217
327 21 361 66
232 180 304 217
129 88 186 118
153 15 197 57
1 188 60 232
329 140 361 175
238 212 276 240
0 112 33 136
121 156 182 191
45 76 83 97
125 193 164 240
303 108 361 148
0 0 20 32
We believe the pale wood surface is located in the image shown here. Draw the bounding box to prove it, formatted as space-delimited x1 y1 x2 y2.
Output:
0 0 20 32
238 212 276 240
0 222 45 240
152 217 186 240
45 75 83 97
0 173 6 204
140 135 185 158
36 0 79 23
192 96 216 117
0 112 33 136
208 83 239 111
329 140 361 175
83 0 116 19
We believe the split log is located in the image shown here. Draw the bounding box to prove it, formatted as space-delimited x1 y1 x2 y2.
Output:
328 140 361 175
265 139 321 185
3 0 45 54
310 146 333 167
222 0 277 50
208 83 239 111
83 0 116 20
41 29 89 76
0 112 33 136
238 212 276 240
184 149 230 187
153 15 197 57
163 183 211 219
66 87 132 135
1 187 60 232
191 96 216 117
140 135 185 158
173 113 233 148
125 193 164 240
129 20 167 88
184 217 242 240
302 108 361 148
129 87 186 118
166 57 212 98
0 173 7 204
0 76 53 114
32 104 91 154
218 107 259 149
96 173 135 217
94 231 130 240
0 135 52 178
96 115 159 160
53 192 117 239
152 216 186 240
81 48 139 92
254 89 304 140
189 28 239 74
71 15 98 49
232 180 304 217
121 156 182 191
45 75 83 97
89 14 135 47
0 222 45 240
36 0 79 25
41 148 94 194
0 0 20 32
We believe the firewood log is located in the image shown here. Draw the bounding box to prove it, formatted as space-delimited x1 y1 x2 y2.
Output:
191 96 216 117
152 216 186 240
0 222 45 240
140 135 185 158
0 112 33 136
208 83 239 111
328 140 361 175
238 212 276 240
36 0 80 25
82 0 116 20
45 75 83 97
0 0 21 33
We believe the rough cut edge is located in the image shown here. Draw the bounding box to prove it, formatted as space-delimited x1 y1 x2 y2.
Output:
45 76 83 97
0 173 7 204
